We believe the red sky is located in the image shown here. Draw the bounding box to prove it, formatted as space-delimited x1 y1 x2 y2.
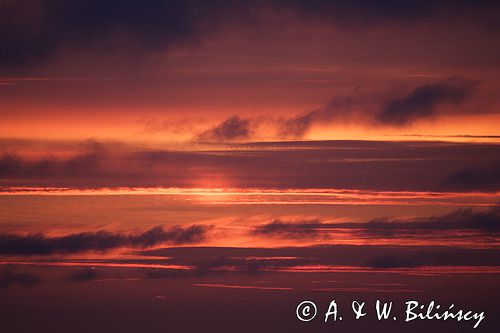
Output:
0 2 499 332
1 0 499 143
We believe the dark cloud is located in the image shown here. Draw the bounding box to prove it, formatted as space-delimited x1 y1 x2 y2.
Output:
277 112 319 139
196 116 251 142
277 77 479 137
445 161 500 192
0 225 209 255
376 77 478 125
278 93 363 138
251 206 500 240
381 206 500 231
142 244 500 270
0 0 216 69
0 140 109 180
2 139 500 191
252 219 324 239
195 255 308 274
1 1 498 69
365 243 500 268
0 268 42 289
141 253 308 278
190 77 479 140
286 0 500 24
0 154 23 177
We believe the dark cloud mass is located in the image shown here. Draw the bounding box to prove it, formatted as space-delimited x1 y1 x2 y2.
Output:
376 77 478 125
251 206 500 239
0 0 212 68
277 94 359 138
277 112 320 139
445 161 500 192
196 116 251 142
358 206 500 232
0 225 209 255
190 77 480 141
1 1 499 69
252 219 323 239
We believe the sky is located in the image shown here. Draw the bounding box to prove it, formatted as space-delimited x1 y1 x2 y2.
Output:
1 0 500 142
0 1 499 333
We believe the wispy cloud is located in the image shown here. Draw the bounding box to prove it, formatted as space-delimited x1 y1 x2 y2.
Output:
190 77 480 141
376 77 478 125
0 225 210 255
1 139 500 192
196 116 251 142
251 206 500 240
252 219 324 239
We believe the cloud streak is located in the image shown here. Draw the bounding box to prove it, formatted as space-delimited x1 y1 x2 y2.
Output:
251 206 500 240
0 225 209 255
142 244 500 270
196 116 251 142
445 161 500 192
376 77 478 125
2 139 500 192
252 219 324 239
191 77 480 141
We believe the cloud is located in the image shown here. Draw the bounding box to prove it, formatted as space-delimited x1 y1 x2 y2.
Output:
250 206 500 240
0 225 209 255
189 77 479 141
2 1 498 69
376 77 478 125
351 206 500 233
190 93 364 141
284 0 500 25
0 153 23 177
0 0 215 68
278 91 370 138
0 139 110 180
445 161 500 192
0 268 42 289
277 112 320 139
2 139 500 192
196 116 251 142
252 219 324 239
142 244 500 270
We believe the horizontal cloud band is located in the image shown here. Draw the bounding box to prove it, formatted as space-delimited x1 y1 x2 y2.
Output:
252 206 500 239
0 225 209 255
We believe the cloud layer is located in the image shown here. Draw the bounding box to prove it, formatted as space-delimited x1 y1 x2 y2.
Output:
192 77 479 141
2 1 498 69
196 116 251 142
445 162 500 192
376 77 478 125
0 225 209 255
1 139 500 192
251 206 500 240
